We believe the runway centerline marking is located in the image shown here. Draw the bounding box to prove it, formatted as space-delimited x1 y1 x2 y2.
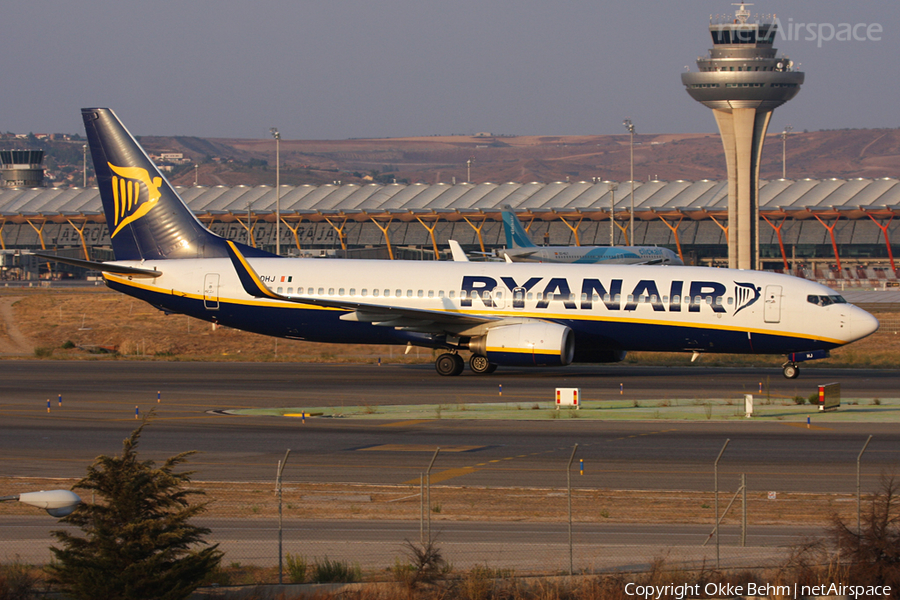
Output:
782 423 833 431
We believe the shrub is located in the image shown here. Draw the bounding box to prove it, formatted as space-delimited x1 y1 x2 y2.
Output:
0 561 39 600
284 553 307 583
310 557 360 583
395 539 450 589
829 472 900 590
33 346 53 358
61 340 76 349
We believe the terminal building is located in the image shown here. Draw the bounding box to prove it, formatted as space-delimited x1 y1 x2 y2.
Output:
0 178 897 283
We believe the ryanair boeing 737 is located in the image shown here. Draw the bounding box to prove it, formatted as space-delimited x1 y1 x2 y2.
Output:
40 108 879 378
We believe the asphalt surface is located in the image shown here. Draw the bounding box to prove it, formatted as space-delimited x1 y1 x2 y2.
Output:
1 361 897 493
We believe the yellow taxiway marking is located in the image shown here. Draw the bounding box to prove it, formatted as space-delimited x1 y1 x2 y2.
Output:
359 444 485 453
403 467 478 485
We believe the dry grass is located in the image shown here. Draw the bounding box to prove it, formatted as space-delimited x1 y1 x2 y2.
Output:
0 477 861 527
3 288 898 368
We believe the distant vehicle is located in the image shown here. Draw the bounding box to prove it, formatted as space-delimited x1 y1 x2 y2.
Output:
38 108 879 379
498 209 683 265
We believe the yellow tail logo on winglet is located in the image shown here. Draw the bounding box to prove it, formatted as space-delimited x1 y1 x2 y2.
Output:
108 164 163 238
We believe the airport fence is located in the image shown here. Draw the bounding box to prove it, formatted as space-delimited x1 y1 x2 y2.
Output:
0 457 881 585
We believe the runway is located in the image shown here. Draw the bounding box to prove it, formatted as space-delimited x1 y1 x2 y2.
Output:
0 361 897 493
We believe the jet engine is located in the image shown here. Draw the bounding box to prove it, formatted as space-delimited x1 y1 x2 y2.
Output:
468 321 574 367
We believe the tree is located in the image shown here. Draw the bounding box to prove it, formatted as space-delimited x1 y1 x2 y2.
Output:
47 420 222 600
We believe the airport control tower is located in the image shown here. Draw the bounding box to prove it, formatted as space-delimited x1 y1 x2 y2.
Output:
682 3 803 270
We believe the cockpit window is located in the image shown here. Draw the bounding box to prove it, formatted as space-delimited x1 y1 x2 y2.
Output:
807 294 847 306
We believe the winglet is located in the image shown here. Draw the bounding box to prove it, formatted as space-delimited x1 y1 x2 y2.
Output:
448 240 469 262
225 240 282 300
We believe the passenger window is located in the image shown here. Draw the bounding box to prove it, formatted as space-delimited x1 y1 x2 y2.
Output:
714 296 723 306
627 295 634 303
672 295 680 304
418 290 424 298
318 287 325 296
603 294 610 302
482 291 490 300
384 289 390 297
348 288 355 296
372 289 379 297
428 290 435 298
339 288 345 296
438 290 445 298
395 289 402 297
693 296 701 304
407 290 413 298
328 288 335 296
449 290 456 299
277 287 283 294
727 297 733 305
287 287 293 295
361 289 368 297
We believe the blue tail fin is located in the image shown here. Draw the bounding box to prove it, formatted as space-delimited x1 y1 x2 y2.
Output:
502 210 537 248
82 108 272 261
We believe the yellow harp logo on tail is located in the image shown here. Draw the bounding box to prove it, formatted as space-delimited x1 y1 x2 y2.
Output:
108 164 163 238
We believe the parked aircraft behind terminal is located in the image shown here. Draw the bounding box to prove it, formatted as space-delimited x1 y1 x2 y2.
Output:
39 108 879 378
498 209 684 265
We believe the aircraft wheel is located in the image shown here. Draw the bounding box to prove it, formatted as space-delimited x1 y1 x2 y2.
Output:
469 354 495 375
782 363 799 379
435 353 464 376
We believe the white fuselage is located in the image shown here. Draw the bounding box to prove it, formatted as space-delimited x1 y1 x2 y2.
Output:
104 258 878 356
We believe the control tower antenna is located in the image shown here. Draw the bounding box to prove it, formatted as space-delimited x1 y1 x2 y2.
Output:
682 3 803 270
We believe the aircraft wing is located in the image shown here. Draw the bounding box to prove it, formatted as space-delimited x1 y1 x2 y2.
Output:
225 241 494 332
32 252 162 277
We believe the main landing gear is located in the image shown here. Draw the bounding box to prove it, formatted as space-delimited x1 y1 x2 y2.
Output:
434 352 497 376
468 354 498 375
435 353 464 376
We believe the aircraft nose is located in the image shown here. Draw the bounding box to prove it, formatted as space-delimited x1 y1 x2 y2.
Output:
850 307 879 341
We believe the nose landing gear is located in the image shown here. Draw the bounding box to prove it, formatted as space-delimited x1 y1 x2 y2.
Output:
782 361 799 379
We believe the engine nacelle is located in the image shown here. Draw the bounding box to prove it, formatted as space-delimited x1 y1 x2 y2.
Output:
469 322 574 367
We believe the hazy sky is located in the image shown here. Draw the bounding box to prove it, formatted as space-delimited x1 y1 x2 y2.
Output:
4 1 896 140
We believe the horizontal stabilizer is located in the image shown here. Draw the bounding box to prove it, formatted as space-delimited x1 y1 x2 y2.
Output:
32 252 162 277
